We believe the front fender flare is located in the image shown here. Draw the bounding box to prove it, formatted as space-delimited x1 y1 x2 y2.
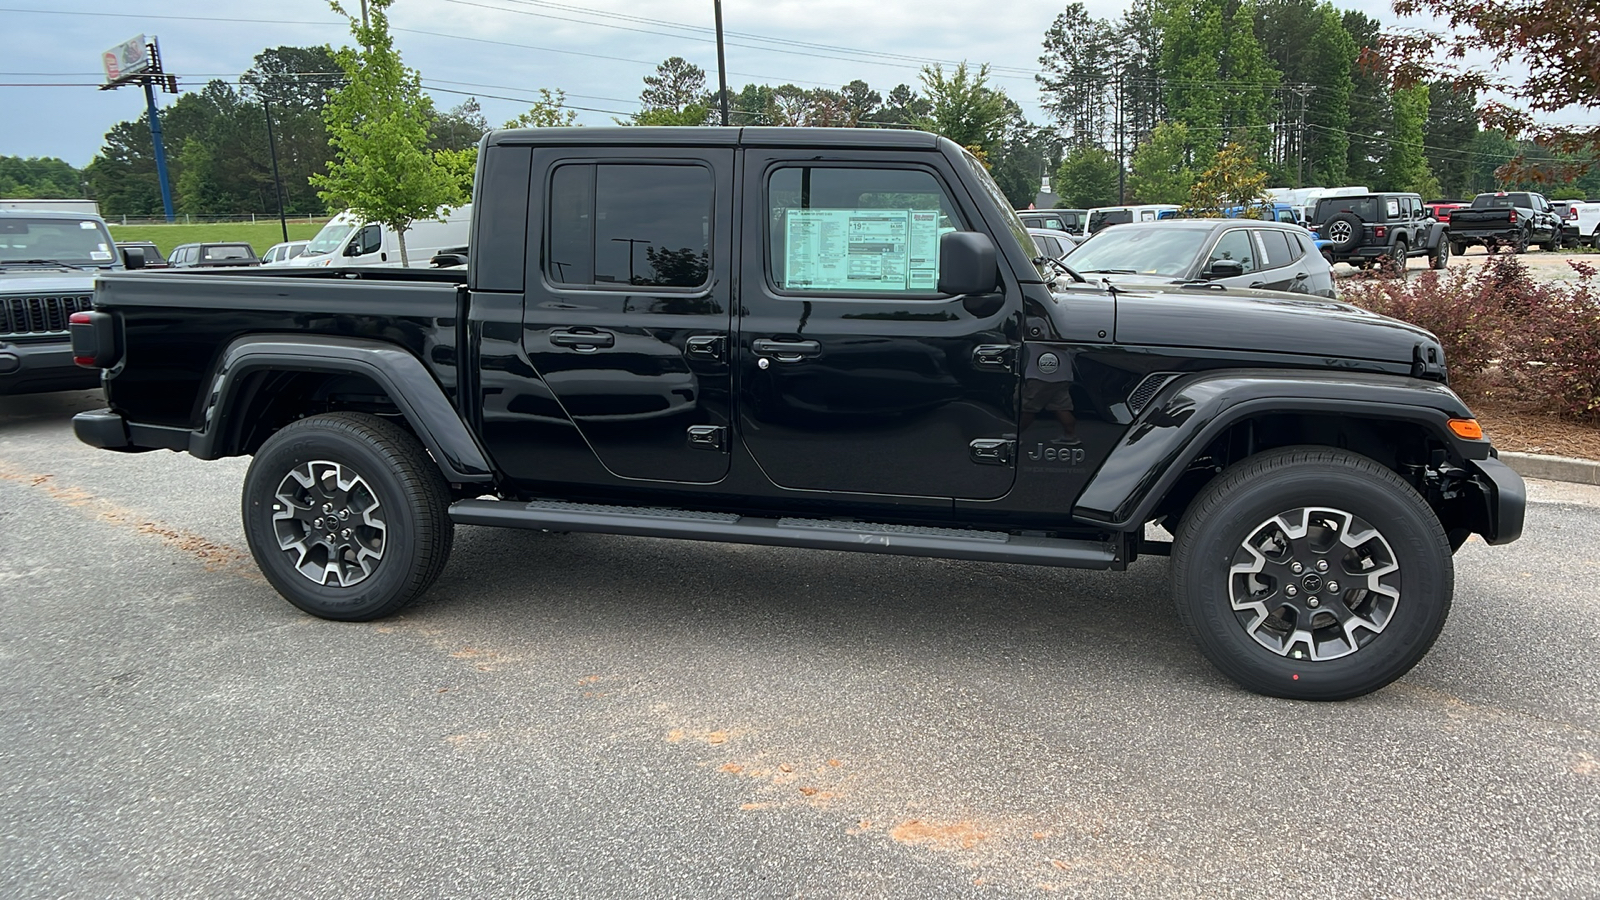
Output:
1072 369 1487 531
192 334 493 483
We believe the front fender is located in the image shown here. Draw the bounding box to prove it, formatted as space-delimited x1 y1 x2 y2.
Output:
192 334 493 482
1072 369 1490 530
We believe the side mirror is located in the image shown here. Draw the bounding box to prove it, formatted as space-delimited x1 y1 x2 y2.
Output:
342 241 360 257
120 246 145 270
937 231 998 296
1207 259 1245 279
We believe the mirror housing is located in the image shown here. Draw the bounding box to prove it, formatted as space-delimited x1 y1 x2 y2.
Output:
120 246 145 270
342 241 360 257
937 231 998 296
1207 259 1245 279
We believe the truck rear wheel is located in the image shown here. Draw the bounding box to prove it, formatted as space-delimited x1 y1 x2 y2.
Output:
242 412 454 621
1429 239 1450 270
1170 447 1452 701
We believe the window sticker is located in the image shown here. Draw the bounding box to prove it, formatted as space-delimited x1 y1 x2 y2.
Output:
90 250 113 260
783 208 940 292
79 221 98 229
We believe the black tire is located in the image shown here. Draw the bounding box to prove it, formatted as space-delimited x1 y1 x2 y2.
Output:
1320 248 1335 266
1512 228 1529 254
242 412 454 621
1541 233 1562 253
1450 240 1467 257
1384 240 1407 276
1324 212 1362 252
1429 238 1450 270
1170 447 1453 701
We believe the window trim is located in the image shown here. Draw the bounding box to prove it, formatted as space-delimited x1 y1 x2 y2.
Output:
541 158 717 295
760 161 972 302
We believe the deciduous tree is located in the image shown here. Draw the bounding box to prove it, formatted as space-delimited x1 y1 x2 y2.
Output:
312 0 461 266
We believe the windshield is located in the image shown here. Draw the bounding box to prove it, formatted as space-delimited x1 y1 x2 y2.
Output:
0 217 119 266
958 149 1047 279
1064 225 1212 278
304 220 357 255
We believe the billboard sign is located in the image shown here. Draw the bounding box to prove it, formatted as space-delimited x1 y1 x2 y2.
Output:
102 35 152 86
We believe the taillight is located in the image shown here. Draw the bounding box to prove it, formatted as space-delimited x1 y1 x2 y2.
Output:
1375 226 1386 239
69 310 119 368
1508 209 1517 223
1568 209 1579 220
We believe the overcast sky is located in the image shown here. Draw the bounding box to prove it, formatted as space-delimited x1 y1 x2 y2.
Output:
0 0 1544 169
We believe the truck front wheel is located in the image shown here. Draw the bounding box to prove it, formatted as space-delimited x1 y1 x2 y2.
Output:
242 412 454 621
1170 447 1452 701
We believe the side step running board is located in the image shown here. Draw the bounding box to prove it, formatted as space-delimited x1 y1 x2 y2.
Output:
449 499 1120 570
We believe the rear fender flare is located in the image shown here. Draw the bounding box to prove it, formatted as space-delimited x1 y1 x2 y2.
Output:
192 334 493 483
1072 370 1487 531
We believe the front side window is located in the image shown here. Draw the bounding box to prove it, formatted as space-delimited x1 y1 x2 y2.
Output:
1208 230 1258 273
546 163 712 289
767 166 963 295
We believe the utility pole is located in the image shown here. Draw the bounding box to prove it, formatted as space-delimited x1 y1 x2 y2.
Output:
1115 70 1126 204
1295 85 1310 189
263 97 289 244
714 0 730 126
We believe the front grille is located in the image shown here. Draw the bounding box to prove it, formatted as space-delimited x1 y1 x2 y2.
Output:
0 294 93 338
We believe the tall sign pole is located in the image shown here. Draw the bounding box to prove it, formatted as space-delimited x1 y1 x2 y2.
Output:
102 35 178 222
714 0 730 126
263 98 289 243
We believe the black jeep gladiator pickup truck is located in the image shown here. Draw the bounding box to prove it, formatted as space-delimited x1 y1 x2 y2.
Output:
70 127 1524 701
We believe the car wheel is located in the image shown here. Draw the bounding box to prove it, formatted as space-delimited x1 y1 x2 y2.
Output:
1384 241 1407 276
1430 238 1449 270
242 412 454 621
1512 229 1529 254
1171 447 1453 700
1591 224 1600 248
1450 240 1467 257
1321 249 1335 266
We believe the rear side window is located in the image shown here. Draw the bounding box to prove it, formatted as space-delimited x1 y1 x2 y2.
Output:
1259 230 1295 268
546 163 712 289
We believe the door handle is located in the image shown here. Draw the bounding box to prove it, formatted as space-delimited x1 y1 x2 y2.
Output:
1294 272 1308 280
550 329 615 349
1248 281 1265 289
753 338 821 362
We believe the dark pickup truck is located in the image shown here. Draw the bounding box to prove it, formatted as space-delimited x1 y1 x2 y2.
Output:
1447 191 1564 254
70 127 1524 701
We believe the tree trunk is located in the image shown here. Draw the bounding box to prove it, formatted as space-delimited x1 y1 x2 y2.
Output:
396 223 409 267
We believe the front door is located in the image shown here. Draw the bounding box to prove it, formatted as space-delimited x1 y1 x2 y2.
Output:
736 154 1022 500
518 147 735 485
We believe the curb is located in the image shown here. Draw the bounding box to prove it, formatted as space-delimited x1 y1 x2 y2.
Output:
1499 451 1600 486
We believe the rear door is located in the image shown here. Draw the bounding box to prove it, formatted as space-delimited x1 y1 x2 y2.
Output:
517 147 735 485
736 151 1021 500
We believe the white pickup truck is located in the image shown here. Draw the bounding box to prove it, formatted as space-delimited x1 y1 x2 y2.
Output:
1554 199 1600 247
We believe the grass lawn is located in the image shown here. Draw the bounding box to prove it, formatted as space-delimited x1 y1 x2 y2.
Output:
106 220 330 258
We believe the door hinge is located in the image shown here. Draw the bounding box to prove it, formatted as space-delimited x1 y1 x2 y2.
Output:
972 344 1016 372
685 334 726 361
969 438 1015 466
687 425 728 452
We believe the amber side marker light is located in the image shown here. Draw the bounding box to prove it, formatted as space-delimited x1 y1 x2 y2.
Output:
1448 418 1484 440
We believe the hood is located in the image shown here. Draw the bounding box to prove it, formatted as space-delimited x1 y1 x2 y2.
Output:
0 267 107 294
1053 281 1441 367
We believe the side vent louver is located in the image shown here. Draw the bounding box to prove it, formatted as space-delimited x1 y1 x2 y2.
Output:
1126 373 1178 416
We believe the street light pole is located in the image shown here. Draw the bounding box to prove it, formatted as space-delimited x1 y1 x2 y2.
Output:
714 0 730 126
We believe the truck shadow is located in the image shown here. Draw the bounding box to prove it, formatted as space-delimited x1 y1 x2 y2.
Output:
421 521 1216 690
0 389 103 434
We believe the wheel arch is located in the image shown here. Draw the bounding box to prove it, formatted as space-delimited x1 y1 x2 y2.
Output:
1072 371 1516 545
192 335 493 483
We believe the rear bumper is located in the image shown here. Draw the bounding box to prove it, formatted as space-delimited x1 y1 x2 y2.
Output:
73 408 190 454
1450 226 1521 244
0 340 101 396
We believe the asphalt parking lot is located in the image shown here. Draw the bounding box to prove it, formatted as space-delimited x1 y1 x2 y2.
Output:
2 389 1597 899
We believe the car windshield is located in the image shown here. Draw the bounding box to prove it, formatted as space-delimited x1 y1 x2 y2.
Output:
958 149 1046 279
0 217 119 266
1313 197 1376 224
304 221 356 255
1064 225 1212 278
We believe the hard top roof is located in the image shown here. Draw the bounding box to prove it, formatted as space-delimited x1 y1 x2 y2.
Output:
0 209 108 221
487 125 945 151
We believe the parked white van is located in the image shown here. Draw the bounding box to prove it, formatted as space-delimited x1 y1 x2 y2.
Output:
291 205 471 267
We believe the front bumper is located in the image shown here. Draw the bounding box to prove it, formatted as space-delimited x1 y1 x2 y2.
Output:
0 340 101 396
1466 456 1526 545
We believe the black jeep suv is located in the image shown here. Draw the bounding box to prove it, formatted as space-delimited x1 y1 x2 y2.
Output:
1311 192 1451 274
